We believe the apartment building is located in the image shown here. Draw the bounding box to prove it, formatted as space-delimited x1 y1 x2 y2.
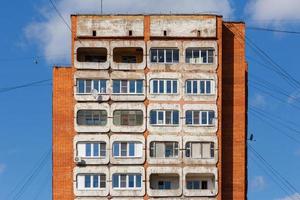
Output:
53 14 247 200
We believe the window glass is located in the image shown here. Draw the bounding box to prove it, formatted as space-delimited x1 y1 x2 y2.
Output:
150 110 157 124
120 174 127 188
113 80 120 93
86 143 91 157
136 175 142 187
113 143 119 157
112 174 119 188
121 80 127 93
129 80 135 93
186 80 192 93
166 49 172 63
201 111 208 124
159 80 164 93
113 110 143 126
128 175 134 188
193 80 198 93
77 110 107 126
206 81 211 94
93 175 99 188
85 80 92 93
150 49 158 62
173 110 179 124
129 142 135 156
78 80 85 93
173 50 179 62
93 143 99 157
166 80 172 93
121 142 127 157
200 81 205 94
85 175 91 188
158 49 164 62
136 80 143 93
153 80 158 93
173 81 178 93
186 111 192 124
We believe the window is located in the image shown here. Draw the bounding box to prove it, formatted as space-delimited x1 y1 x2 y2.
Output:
150 48 179 63
113 110 143 126
185 110 215 126
187 180 208 190
150 110 179 126
112 80 143 94
77 142 106 158
185 48 214 64
77 47 107 62
185 80 214 95
77 79 107 94
150 79 178 94
158 181 171 189
77 174 106 190
113 142 143 158
150 142 179 158
113 47 143 63
112 174 142 189
77 110 107 126
185 142 214 159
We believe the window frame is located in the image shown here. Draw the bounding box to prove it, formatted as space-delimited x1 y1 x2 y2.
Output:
76 110 107 126
185 110 215 126
112 79 144 94
113 110 143 126
77 174 106 190
185 142 215 159
77 142 106 158
112 173 142 190
112 141 142 158
150 110 179 126
150 48 179 64
185 79 214 95
76 79 107 94
150 79 178 94
150 141 179 158
185 48 214 64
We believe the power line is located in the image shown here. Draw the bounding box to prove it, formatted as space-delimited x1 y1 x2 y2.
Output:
247 27 300 35
0 79 52 94
49 0 71 31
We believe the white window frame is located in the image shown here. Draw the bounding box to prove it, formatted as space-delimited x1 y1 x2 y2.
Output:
112 142 142 158
185 79 214 95
112 174 142 190
185 48 214 64
150 48 179 63
185 142 214 159
150 79 178 94
150 110 179 126
77 174 106 190
185 110 215 126
112 79 143 94
76 79 107 94
77 142 106 158
150 141 179 158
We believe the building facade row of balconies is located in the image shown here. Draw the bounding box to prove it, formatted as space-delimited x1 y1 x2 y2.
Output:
74 40 218 71
73 166 218 198
74 134 218 165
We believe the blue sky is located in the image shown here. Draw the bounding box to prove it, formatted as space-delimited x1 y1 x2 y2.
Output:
0 0 300 199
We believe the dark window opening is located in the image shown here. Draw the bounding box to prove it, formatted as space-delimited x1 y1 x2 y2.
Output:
113 47 143 63
164 30 167 36
197 30 201 37
129 30 133 36
92 30 97 37
77 48 107 63
150 174 179 190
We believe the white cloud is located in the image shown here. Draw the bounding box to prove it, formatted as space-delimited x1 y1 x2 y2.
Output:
250 176 266 191
287 89 300 104
276 193 300 200
0 164 6 174
250 93 266 107
24 0 233 63
246 0 300 24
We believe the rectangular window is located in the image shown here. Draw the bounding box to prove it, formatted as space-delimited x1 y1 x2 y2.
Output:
112 80 143 94
158 181 172 189
150 48 179 63
112 174 142 189
185 142 215 159
77 174 106 190
150 141 179 158
77 142 106 158
113 110 143 126
150 79 178 94
77 110 107 126
76 79 107 94
112 142 142 158
187 180 200 189
185 48 214 64
150 110 179 126
185 79 214 95
185 110 215 126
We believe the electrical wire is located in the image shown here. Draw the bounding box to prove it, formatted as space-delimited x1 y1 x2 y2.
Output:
247 27 300 35
0 79 52 94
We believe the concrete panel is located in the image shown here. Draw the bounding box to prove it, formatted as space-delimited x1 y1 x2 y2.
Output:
73 134 109 165
183 167 218 197
74 70 110 102
74 40 110 69
110 71 146 101
73 166 109 197
182 136 218 165
110 166 145 197
147 103 182 133
150 16 216 37
74 103 110 133
111 103 146 133
77 16 144 37
110 40 146 70
147 167 182 197
182 104 218 134
147 72 181 101
110 134 145 165
147 135 182 165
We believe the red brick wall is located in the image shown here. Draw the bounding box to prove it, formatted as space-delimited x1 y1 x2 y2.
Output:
52 67 75 200
222 22 247 200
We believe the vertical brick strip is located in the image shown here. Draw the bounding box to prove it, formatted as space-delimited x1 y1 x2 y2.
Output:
222 22 247 200
53 67 75 200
